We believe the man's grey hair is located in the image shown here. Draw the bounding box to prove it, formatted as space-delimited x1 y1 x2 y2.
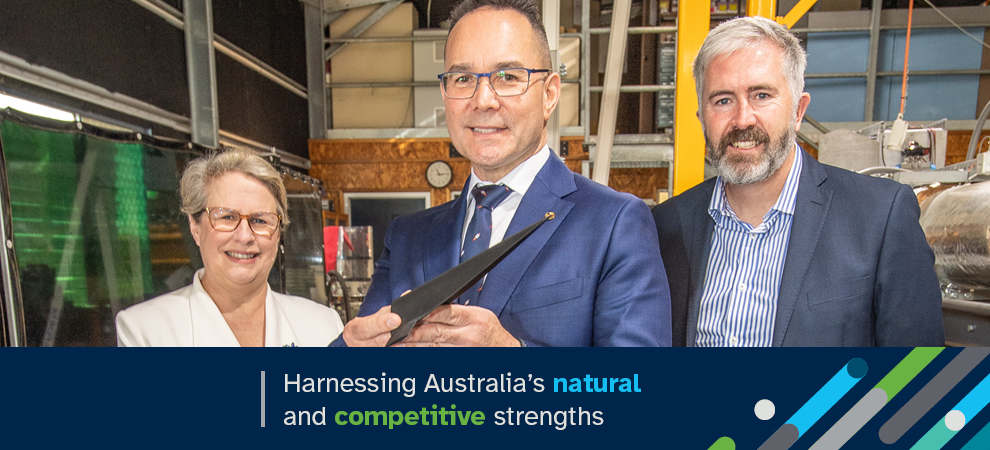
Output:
693 16 807 111
180 148 290 228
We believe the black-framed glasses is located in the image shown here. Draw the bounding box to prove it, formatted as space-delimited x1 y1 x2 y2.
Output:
438 68 551 99
202 207 281 236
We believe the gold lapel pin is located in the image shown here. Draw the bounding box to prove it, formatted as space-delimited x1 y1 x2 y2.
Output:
545 212 556 220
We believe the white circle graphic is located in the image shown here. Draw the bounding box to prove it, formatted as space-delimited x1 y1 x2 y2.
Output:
945 410 966 431
755 399 775 421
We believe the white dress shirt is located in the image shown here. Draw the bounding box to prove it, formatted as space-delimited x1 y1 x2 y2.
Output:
461 145 552 248
696 148 803 347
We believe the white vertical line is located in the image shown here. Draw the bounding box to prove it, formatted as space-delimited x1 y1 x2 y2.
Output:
260 371 266 427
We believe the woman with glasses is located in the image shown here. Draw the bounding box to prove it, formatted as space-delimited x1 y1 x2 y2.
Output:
115 149 343 346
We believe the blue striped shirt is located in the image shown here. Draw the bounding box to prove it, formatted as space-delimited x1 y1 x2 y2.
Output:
695 150 803 347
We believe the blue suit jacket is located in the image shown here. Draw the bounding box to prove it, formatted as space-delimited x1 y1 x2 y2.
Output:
651 150 944 347
345 154 671 347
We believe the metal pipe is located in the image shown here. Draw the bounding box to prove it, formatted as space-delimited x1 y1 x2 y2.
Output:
0 138 25 347
131 0 307 99
589 85 674 93
328 81 439 88
790 27 871 33
803 115 829 134
184 0 220 148
592 0 632 186
796 130 819 151
857 166 907 175
543 0 560 155
879 69 990 76
218 131 311 170
865 0 882 122
0 49 191 130
325 35 447 43
581 0 590 141
588 26 677 35
324 0 403 61
967 99 990 161
805 72 867 78
0 50 310 170
304 0 328 138
807 69 990 78
792 23 990 33
880 22 990 30
214 36 307 98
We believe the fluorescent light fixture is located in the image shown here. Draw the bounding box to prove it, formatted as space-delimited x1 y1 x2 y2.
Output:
0 93 74 121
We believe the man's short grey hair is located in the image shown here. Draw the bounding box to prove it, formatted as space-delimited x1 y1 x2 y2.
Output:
693 16 807 110
180 148 290 228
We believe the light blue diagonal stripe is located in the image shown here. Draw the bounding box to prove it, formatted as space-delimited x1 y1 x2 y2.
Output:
956 373 990 420
787 358 868 436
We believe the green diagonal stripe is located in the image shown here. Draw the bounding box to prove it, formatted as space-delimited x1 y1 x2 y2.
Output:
707 436 735 450
874 347 944 400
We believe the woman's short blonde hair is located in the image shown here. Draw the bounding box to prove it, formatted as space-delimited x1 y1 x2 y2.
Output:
179 148 290 228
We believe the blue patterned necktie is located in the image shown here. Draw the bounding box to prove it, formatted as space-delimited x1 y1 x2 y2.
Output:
457 184 513 305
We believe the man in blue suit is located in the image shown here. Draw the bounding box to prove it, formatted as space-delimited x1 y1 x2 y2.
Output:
651 17 943 347
335 0 671 347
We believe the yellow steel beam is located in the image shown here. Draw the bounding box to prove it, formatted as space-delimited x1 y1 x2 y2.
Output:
747 0 776 19
671 0 709 195
779 0 818 28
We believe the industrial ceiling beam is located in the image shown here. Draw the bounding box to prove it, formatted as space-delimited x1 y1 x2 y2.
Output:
543 0 560 156
303 0 329 138
324 0 402 61
591 0 631 186
323 0 392 13
184 0 219 148
779 0 818 29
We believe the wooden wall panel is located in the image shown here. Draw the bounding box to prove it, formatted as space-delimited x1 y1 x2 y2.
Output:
608 168 669 201
310 136 668 218
947 129 990 165
311 138 451 162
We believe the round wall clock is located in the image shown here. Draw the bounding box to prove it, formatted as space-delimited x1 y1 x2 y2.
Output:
426 160 453 189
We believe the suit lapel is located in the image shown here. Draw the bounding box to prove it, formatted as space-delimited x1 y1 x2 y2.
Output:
477 155 576 316
424 182 469 282
773 151 832 346
189 270 240 346
684 180 716 347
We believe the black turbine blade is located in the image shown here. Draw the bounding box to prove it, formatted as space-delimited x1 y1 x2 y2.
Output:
386 212 555 346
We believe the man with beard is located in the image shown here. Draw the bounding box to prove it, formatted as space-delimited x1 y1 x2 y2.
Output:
331 0 671 347
651 17 943 347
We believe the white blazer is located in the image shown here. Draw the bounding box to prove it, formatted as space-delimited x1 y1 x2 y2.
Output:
116 269 344 347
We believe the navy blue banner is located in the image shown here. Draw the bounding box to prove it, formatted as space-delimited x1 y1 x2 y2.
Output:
2 348 989 449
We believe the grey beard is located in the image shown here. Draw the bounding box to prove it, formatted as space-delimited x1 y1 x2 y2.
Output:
707 126 795 185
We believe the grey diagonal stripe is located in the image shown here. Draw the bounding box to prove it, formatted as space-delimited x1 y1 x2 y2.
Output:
759 423 800 450
879 347 990 444
808 388 888 450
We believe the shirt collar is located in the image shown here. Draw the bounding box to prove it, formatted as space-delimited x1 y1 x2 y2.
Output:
466 144 550 197
708 145 804 220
